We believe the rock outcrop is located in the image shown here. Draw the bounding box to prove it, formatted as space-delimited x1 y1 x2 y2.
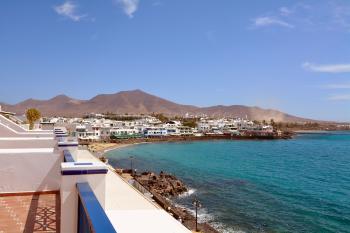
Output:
135 171 188 197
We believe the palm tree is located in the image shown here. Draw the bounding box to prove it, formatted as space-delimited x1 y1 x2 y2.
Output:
270 118 276 127
26 108 41 130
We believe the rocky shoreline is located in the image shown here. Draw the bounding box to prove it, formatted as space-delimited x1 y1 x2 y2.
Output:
118 169 220 233
135 171 188 197
84 133 294 158
83 133 294 148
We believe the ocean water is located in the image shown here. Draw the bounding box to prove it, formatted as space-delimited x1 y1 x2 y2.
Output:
105 132 350 233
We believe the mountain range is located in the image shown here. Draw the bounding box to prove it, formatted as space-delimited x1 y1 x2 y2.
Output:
1 89 312 122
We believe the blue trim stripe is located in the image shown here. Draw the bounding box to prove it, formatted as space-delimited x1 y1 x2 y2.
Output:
62 169 108 175
74 162 93 166
58 144 78 147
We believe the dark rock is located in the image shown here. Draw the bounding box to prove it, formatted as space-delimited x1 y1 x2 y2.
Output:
135 171 188 197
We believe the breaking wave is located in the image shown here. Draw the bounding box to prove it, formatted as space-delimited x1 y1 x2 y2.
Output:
178 188 196 198
173 202 246 233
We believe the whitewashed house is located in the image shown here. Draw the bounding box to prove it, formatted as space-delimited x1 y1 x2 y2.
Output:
178 126 194 136
144 127 168 137
164 121 181 135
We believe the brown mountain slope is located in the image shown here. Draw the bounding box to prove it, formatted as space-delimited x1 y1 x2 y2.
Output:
4 95 85 116
78 90 198 114
1 89 312 122
200 105 308 122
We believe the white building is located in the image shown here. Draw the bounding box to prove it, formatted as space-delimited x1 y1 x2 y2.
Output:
144 127 168 137
178 126 194 136
110 128 139 138
164 121 181 135
74 124 100 140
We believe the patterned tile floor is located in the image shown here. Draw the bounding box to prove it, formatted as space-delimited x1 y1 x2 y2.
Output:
0 192 60 233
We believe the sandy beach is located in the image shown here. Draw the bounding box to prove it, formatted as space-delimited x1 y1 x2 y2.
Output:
88 142 130 153
87 142 147 158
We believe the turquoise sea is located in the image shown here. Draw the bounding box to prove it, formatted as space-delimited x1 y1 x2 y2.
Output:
105 132 350 233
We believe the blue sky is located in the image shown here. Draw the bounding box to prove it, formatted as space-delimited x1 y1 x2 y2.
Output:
1 0 350 121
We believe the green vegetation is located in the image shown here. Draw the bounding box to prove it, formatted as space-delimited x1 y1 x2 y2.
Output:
104 113 142 121
181 118 198 128
273 122 332 131
26 108 41 130
151 113 169 123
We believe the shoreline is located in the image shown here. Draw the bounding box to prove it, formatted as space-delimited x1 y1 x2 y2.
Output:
88 129 347 155
91 141 221 233
89 129 338 158
88 142 145 158
120 170 220 233
87 131 348 233
86 133 294 156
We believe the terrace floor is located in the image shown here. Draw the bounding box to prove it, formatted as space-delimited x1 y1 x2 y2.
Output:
0 192 60 233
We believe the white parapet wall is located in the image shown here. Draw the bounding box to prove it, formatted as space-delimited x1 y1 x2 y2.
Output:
0 152 61 193
59 148 108 233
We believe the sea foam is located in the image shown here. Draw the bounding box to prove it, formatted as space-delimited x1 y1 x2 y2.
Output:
178 188 196 198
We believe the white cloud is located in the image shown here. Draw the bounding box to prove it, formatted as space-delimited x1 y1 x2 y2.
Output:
303 62 350 73
254 2 350 31
54 1 85 22
254 17 294 28
328 94 350 101
116 0 139 18
280 7 292 16
323 83 350 89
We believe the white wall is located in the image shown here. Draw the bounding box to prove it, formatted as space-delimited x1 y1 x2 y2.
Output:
60 173 107 233
0 152 61 193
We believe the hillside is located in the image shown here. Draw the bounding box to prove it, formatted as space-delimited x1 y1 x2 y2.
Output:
1 90 312 122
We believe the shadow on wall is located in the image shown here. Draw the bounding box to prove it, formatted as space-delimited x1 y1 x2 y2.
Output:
0 152 62 193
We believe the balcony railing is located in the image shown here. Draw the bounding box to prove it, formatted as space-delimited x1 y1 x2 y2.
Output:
77 182 116 233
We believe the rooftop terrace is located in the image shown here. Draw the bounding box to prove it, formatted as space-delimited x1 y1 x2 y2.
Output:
0 192 60 233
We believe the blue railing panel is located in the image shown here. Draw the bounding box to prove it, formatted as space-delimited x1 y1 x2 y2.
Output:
78 197 92 233
77 182 117 233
